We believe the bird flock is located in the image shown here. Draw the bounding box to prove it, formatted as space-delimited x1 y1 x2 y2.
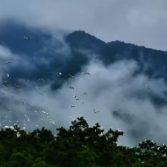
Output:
67 72 99 112
0 36 102 132
0 36 153 141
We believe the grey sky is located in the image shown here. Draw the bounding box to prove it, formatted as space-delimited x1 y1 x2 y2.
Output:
0 0 167 50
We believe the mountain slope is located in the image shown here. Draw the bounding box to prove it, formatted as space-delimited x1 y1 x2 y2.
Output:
0 21 167 88
66 31 167 79
1 21 167 144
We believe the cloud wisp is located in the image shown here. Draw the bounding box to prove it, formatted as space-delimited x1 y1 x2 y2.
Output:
0 0 167 147
1 52 167 147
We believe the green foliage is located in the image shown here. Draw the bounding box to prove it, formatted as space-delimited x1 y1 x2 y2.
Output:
77 148 96 166
30 158 48 167
0 117 166 167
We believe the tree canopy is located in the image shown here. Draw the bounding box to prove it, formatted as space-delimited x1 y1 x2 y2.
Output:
0 117 166 167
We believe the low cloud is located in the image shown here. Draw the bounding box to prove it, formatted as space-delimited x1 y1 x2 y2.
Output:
0 54 167 147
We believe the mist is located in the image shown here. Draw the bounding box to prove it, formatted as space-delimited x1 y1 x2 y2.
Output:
0 46 167 147
0 0 167 147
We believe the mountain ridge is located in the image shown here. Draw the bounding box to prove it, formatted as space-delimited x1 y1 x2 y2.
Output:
0 21 167 146
67 30 167 52
0 21 167 88
66 30 167 79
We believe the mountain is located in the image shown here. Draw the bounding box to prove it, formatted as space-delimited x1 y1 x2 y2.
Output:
0 21 167 88
0 21 167 144
66 30 167 79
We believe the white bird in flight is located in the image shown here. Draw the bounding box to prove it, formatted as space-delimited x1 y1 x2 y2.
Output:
69 74 74 78
82 72 91 76
24 36 32 40
24 114 30 122
93 109 100 114
145 84 151 90
70 86 74 90
14 84 20 88
38 78 45 83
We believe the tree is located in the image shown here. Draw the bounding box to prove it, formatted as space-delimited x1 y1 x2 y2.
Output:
0 117 166 167
6 152 25 167
77 147 101 167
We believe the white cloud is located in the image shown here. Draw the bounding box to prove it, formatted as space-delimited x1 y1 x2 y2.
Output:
0 45 34 72
1 54 167 146
0 0 167 50
0 0 167 147
0 45 13 59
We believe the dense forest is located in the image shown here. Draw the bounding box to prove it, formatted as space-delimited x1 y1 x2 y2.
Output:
0 117 166 167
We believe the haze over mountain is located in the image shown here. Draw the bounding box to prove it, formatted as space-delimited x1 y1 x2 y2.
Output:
0 1 167 147
0 21 167 147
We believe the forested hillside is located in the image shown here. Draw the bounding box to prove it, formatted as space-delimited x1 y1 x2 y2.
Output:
0 117 167 167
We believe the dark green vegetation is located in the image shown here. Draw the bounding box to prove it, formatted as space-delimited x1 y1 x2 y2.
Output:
0 117 166 167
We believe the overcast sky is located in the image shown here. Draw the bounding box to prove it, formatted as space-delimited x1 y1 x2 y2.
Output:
0 0 167 147
0 0 167 50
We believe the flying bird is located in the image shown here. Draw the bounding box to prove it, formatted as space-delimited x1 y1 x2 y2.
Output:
5 61 10 64
93 109 100 114
145 84 151 90
41 111 49 115
38 78 45 83
6 73 9 77
3 80 10 83
69 74 74 78
24 36 32 40
70 86 74 90
82 72 91 76
28 103 34 106
70 105 75 107
14 84 20 88
83 92 88 95
24 114 30 122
